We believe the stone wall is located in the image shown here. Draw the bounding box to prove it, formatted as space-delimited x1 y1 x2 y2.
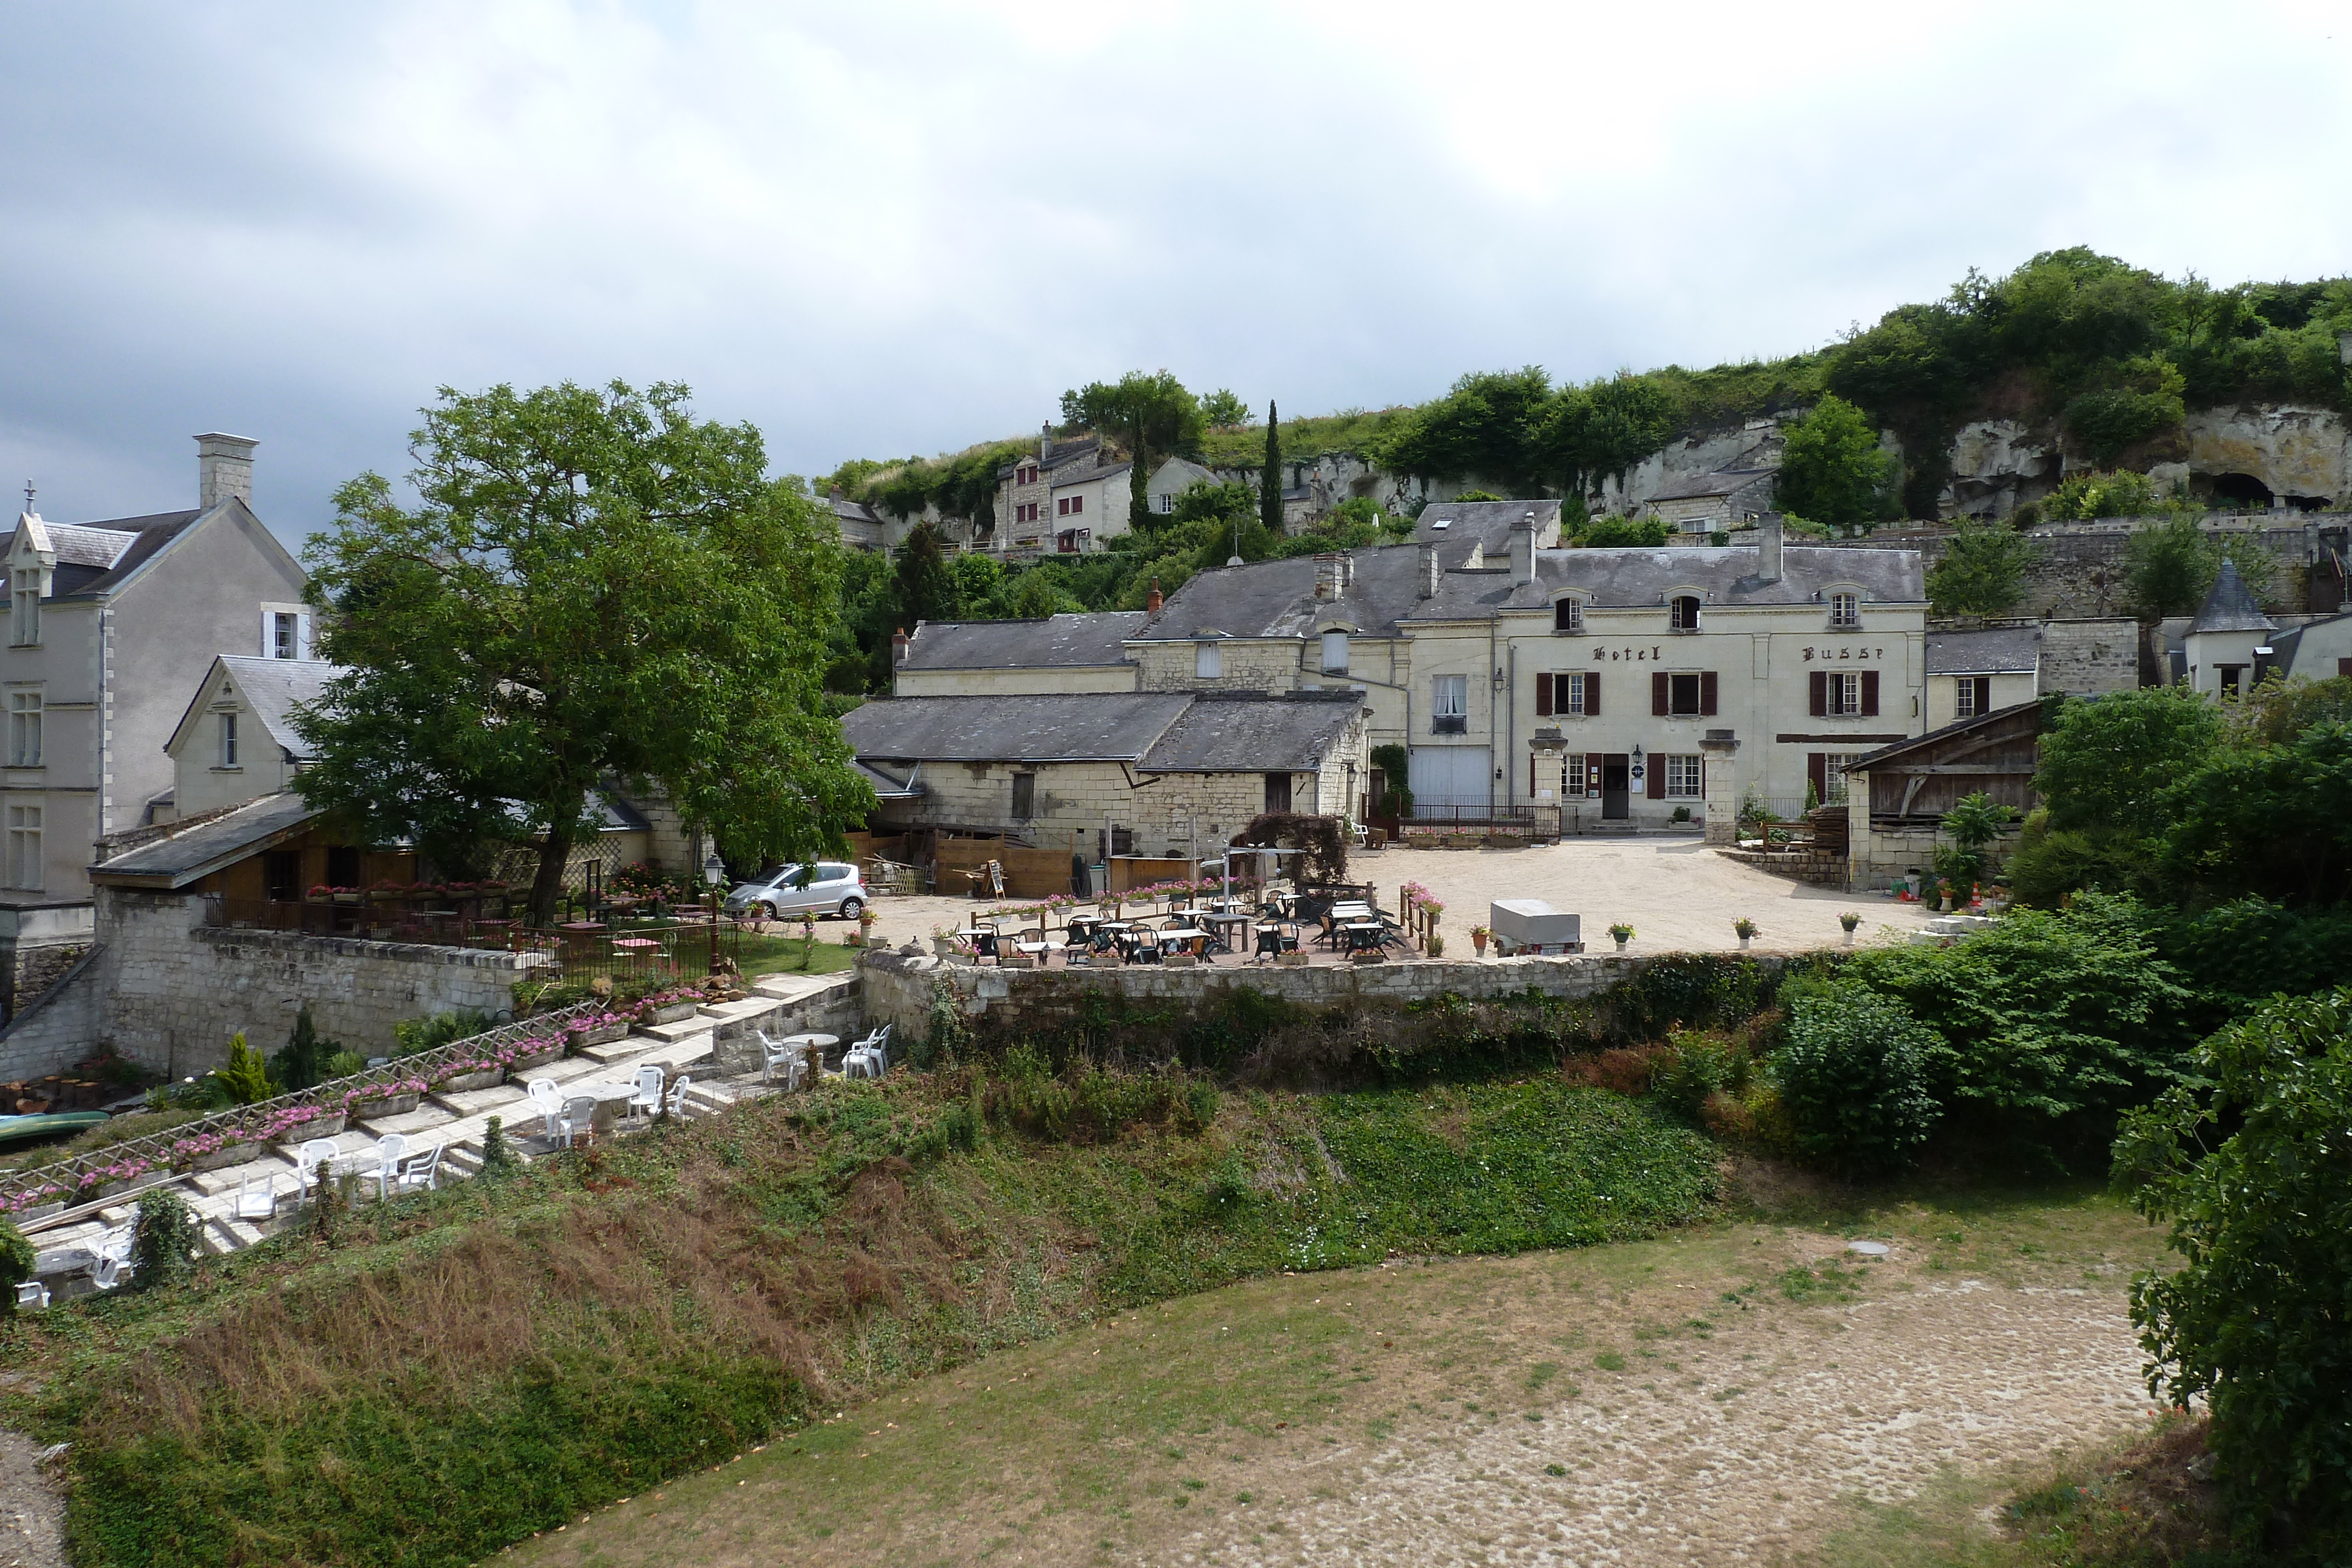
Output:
2036 618 2141 696
1846 516 2337 618
705 975 863 1076
96 889 550 1076
0 946 103 1080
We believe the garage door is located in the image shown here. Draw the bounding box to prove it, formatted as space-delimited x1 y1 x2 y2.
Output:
1407 746 1491 815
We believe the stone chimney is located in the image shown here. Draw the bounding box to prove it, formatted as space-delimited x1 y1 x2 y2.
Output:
1145 577 1163 614
1510 514 1536 583
196 433 258 510
1419 541 1439 600
890 626 910 666
1314 553 1354 600
1756 512 1783 583
1040 423 1053 461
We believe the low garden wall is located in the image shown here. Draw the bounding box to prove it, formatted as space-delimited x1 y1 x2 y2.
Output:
705 975 863 1076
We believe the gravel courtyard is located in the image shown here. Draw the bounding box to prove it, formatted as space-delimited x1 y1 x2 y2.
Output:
861 837 1936 956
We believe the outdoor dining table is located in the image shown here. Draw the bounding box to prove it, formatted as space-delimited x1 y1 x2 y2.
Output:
576 1079 643 1135
1342 921 1386 954
1158 926 1208 955
1198 911 1251 952
782 1031 837 1076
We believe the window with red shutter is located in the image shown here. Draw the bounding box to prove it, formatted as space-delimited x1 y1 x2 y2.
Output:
1536 673 1553 716
1071 494 1083 514
1807 753 1827 803
1810 670 1828 716
1700 670 1718 716
1861 670 1880 716
1586 673 1599 716
1646 754 1666 799
1652 671 1669 715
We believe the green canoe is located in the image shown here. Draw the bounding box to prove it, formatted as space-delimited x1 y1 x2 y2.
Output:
0 1111 109 1147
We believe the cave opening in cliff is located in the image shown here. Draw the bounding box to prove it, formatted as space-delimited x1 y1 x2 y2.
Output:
2208 472 2274 510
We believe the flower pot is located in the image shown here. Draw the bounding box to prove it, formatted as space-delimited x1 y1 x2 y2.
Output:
91 1176 142 1202
439 1068 503 1094
570 1021 630 1048
1471 936 1488 956
505 1045 564 1075
646 1001 700 1025
186 1141 252 1172
1275 951 1311 967
1738 935 1752 951
1613 938 1629 954
265 1111 346 1145
1842 930 1856 946
1000 955 1035 969
932 938 958 958
353 1092 422 1119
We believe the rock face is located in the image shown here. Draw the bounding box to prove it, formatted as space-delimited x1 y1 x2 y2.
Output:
2178 406 2349 508
1946 420 2059 517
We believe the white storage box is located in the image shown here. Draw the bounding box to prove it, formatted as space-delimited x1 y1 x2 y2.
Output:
1488 898 1583 955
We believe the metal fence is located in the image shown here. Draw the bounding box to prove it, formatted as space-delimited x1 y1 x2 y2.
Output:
1397 803 1563 835
0 1000 606 1216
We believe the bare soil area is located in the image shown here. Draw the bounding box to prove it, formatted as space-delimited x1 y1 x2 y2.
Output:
861 838 1933 957
0 1427 65 1568
514 1192 2161 1568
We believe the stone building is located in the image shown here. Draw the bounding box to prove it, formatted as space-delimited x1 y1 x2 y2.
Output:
159 655 338 821
890 613 1146 696
0 434 309 1015
994 429 1134 554
826 489 888 551
2180 557 2279 698
1639 470 1778 535
839 689 1367 865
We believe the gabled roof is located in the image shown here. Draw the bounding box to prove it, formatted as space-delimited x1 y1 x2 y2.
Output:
2 503 236 602
2187 557 2276 636
1411 499 1562 567
1839 699 2041 774
89 790 321 889
1138 691 1362 773
997 435 1104 480
1926 626 2040 676
843 693 1192 764
1052 461 1132 488
1136 543 1431 642
900 612 1146 671
168 656 340 761
1647 469 1775 503
1408 541 1925 620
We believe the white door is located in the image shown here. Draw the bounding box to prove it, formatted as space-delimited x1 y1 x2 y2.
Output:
1407 747 1491 815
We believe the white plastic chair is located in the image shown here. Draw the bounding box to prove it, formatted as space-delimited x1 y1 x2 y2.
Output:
392 1144 442 1194
627 1065 664 1125
665 1074 694 1119
526 1076 564 1139
757 1030 801 1086
846 1024 891 1079
296 1137 343 1201
365 1134 410 1201
15 1279 48 1312
91 1225 136 1291
557 1095 597 1149
235 1169 280 1223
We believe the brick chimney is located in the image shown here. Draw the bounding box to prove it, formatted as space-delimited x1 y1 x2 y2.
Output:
890 626 910 666
1756 512 1783 583
1145 577 1163 614
196 433 258 509
1314 553 1354 600
1419 541 1439 600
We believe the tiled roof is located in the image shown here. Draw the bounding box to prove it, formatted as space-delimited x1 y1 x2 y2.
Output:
1408 541 1924 619
1926 626 2040 675
1136 544 1431 641
90 790 319 887
843 693 1191 764
1138 692 1362 773
1411 499 1562 567
899 612 1147 670
2187 557 2276 636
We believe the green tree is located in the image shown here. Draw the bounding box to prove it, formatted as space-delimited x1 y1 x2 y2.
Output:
1259 401 1282 537
2123 515 2280 621
2156 721 2352 908
0 1219 32 1316
2033 688 2222 834
1771 982 1942 1173
1007 572 1064 620
1372 367 1556 492
298 380 871 924
1538 374 1677 497
2118 987 2352 1559
1063 370 1204 530
1926 524 2037 616
2063 355 2187 465
1773 395 1898 529
131 1188 202 1293
215 1032 275 1104
893 520 961 630
1201 388 1249 427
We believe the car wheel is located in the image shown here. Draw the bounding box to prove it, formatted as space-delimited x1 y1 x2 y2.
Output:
838 896 864 921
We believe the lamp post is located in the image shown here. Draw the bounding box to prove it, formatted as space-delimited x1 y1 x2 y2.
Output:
704 852 726 975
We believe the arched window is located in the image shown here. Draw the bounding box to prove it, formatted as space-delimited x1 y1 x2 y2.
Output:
1669 594 1702 631
1553 598 1584 633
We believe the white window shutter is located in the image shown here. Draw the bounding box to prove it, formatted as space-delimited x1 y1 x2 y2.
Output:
260 609 274 657
296 611 313 661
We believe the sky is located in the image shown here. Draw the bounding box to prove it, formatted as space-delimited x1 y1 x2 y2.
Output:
4 0 2349 549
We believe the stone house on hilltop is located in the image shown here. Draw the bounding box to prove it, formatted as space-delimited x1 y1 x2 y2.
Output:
994 429 1134 554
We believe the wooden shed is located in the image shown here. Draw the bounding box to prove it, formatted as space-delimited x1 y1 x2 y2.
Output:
1842 700 2042 888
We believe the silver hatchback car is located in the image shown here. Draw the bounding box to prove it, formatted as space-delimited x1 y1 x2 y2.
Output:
723 861 867 921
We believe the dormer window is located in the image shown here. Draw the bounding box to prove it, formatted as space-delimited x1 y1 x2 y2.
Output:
1195 640 1222 678
1829 591 1860 628
1320 631 1349 674
1669 594 1702 632
1553 598 1585 633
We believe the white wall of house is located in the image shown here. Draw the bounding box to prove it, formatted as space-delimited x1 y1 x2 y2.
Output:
892 663 1140 697
1924 670 2038 731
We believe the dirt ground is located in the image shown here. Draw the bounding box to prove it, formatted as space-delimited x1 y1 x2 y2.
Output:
861 837 1935 956
0 1426 65 1568
513 1191 2164 1568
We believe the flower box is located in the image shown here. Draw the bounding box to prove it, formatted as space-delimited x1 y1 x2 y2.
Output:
569 1021 631 1048
186 1141 253 1172
439 1068 503 1094
93 1176 142 1202
352 1091 422 1119
1275 951 1312 967
263 1111 346 1144
644 1001 700 1025
506 1044 564 1075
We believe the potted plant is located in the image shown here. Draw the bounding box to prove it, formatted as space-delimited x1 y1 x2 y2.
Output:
1608 922 1635 953
501 1032 566 1075
171 1129 254 1174
1469 923 1489 956
1839 911 1863 945
436 1058 505 1094
256 1102 346 1145
566 1009 632 1049
1732 917 1758 951
345 1076 429 1120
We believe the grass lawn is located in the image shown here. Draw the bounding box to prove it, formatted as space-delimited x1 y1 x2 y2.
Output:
502 1170 2175 1568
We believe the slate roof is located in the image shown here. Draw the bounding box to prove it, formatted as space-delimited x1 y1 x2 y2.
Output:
210 656 339 759
56 510 212 599
2187 557 2276 635
1408 542 1925 620
900 612 1147 670
4 509 208 598
843 693 1192 764
1926 626 2040 676
1135 543 1431 641
1646 469 1775 503
1411 499 1562 566
41 521 140 567
854 760 921 799
1839 700 2040 773
89 790 320 888
2267 611 2352 677
997 435 1104 480
1138 691 1362 773
1053 461 1132 487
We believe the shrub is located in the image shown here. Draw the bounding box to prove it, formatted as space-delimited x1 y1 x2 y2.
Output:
479 1115 516 1178
213 1033 274 1105
0 1219 33 1314
1649 1029 1749 1120
2119 988 2352 1560
394 1007 498 1057
266 1005 342 1092
130 1189 202 1292
1770 983 1940 1172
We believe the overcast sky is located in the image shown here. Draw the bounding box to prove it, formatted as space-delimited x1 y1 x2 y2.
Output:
4 1 2348 547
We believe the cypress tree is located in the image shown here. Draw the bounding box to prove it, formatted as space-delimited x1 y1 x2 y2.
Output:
1259 401 1282 537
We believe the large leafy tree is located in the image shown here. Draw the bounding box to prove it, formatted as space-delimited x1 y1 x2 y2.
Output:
1925 523 2038 616
1773 394 1899 529
1371 366 1555 492
2033 687 2222 834
297 380 872 922
1061 370 1204 528
1537 374 1677 498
